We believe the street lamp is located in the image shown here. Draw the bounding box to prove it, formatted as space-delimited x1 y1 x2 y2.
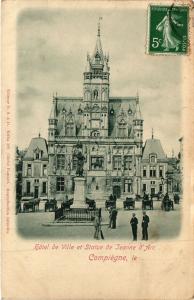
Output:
161 170 173 195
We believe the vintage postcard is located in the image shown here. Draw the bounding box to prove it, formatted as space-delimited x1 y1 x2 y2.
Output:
1 0 194 299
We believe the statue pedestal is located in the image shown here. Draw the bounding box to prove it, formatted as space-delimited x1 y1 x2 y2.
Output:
72 177 87 208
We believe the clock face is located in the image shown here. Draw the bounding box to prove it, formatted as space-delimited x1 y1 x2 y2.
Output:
91 120 100 128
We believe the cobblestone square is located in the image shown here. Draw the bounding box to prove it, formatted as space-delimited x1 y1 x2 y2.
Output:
17 200 181 240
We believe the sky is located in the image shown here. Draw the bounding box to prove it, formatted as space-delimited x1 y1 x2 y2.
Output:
17 8 182 155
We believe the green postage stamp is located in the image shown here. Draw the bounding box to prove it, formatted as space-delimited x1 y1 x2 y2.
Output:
148 4 189 54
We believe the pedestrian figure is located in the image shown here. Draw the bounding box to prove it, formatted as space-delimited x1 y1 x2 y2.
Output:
94 211 100 239
108 206 113 228
111 207 118 229
94 209 104 239
142 211 150 240
109 194 114 201
130 213 138 241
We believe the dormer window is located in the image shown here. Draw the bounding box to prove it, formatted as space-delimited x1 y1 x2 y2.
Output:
34 148 42 160
150 154 157 163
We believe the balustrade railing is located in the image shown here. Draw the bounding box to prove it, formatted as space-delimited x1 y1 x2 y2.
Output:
55 208 98 222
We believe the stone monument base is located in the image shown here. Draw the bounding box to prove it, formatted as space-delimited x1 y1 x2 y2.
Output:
72 177 87 208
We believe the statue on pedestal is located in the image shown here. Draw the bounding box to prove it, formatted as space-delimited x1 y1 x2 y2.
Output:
74 141 85 177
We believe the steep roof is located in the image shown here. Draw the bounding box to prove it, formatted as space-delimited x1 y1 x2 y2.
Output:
24 137 48 161
142 138 166 160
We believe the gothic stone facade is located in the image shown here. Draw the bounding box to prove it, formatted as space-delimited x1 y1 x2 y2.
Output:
48 26 143 201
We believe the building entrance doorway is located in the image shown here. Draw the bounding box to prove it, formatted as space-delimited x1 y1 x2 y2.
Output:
151 187 155 195
34 186 39 198
113 185 121 199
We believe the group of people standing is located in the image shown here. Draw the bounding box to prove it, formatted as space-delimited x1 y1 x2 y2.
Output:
130 211 150 241
94 206 150 241
94 206 118 239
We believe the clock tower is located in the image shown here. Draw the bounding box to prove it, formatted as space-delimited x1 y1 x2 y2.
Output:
82 21 110 138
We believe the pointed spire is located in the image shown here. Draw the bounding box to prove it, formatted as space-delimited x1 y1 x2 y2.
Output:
104 60 108 72
49 98 57 119
85 53 91 72
136 90 139 103
135 96 142 120
91 18 104 64
98 17 102 37
152 128 154 139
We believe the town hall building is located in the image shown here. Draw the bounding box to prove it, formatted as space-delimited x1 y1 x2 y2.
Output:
47 23 143 202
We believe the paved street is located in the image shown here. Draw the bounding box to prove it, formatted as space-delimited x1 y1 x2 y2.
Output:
17 200 181 240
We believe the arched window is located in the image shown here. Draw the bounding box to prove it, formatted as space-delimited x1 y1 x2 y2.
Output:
150 154 157 163
66 117 75 136
102 90 106 101
95 54 100 64
117 118 127 137
84 90 90 101
93 89 98 100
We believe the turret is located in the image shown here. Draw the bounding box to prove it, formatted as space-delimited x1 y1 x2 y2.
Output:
133 94 143 145
48 95 58 142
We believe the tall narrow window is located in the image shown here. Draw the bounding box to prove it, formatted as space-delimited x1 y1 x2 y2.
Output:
113 156 122 170
143 166 147 177
143 184 147 192
26 181 31 194
124 179 132 192
42 182 47 194
43 164 47 176
56 177 65 192
124 156 133 170
27 164 32 176
66 124 74 136
159 166 163 177
93 89 98 100
150 166 156 177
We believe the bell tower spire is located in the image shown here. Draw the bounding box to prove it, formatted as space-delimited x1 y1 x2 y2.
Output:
83 20 110 138
98 17 102 37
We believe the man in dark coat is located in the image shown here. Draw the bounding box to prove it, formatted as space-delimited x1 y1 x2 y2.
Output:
130 213 138 241
109 194 114 201
142 211 150 240
111 208 118 229
108 206 113 228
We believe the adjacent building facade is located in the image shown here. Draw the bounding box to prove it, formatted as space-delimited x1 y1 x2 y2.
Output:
141 135 168 195
16 147 26 200
22 135 48 199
